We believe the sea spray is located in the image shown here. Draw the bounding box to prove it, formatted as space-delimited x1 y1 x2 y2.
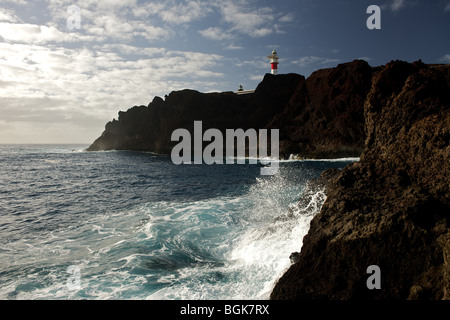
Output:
225 180 327 299
148 170 327 300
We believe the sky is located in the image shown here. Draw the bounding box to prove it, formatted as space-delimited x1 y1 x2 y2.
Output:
0 0 449 144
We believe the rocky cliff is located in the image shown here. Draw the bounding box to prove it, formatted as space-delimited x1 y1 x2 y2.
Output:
269 59 374 158
271 60 450 300
87 72 303 154
87 60 373 158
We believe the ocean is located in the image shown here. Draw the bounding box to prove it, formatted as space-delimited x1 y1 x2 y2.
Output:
0 144 357 300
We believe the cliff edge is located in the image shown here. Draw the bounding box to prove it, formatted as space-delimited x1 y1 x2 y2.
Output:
271 60 450 300
87 60 373 158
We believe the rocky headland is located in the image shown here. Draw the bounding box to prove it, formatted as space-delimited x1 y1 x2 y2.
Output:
87 60 374 159
271 60 449 300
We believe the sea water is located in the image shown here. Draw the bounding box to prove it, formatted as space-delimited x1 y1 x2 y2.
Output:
0 144 357 300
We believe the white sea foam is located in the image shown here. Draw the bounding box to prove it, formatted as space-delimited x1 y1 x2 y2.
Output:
147 172 327 300
1 145 353 300
226 155 360 163
2 177 325 300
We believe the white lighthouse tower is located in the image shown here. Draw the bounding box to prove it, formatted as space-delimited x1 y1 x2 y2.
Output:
267 49 279 75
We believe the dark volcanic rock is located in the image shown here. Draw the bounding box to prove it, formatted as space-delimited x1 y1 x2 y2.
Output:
87 73 304 154
87 61 373 158
269 60 374 159
270 61 450 300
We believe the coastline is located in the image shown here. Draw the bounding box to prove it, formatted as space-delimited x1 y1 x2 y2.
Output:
271 60 449 300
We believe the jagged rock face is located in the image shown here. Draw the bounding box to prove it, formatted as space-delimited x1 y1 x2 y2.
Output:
269 60 374 158
270 61 450 300
87 73 304 154
87 61 371 158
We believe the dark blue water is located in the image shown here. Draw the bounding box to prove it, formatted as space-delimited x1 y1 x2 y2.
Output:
0 144 357 299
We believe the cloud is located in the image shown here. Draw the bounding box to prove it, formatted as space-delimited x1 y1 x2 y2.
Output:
445 2 450 12
158 0 212 24
219 1 276 38
249 74 264 81
197 0 294 41
131 2 166 18
0 22 95 44
0 0 26 5
98 44 166 57
0 40 225 143
439 54 450 63
390 0 406 12
0 19 169 46
41 0 292 44
196 1 293 43
199 27 233 41
0 7 20 22
85 15 170 41
382 0 419 13
0 0 296 143
224 44 244 50
291 56 340 68
95 0 137 10
234 57 267 70
42 0 171 43
279 13 295 23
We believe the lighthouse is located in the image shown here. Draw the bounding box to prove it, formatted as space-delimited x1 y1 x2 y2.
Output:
267 49 279 75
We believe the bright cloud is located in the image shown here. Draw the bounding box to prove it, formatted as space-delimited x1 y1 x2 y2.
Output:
219 1 276 38
0 7 20 22
291 56 341 68
198 27 233 41
196 0 293 41
158 0 212 24
0 22 96 44
0 39 224 143
439 54 450 63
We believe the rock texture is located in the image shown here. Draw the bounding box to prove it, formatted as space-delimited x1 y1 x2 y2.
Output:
271 60 450 300
87 60 373 158
87 73 303 154
269 59 374 158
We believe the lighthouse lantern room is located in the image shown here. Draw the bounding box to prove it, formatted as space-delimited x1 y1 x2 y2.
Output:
267 49 279 75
